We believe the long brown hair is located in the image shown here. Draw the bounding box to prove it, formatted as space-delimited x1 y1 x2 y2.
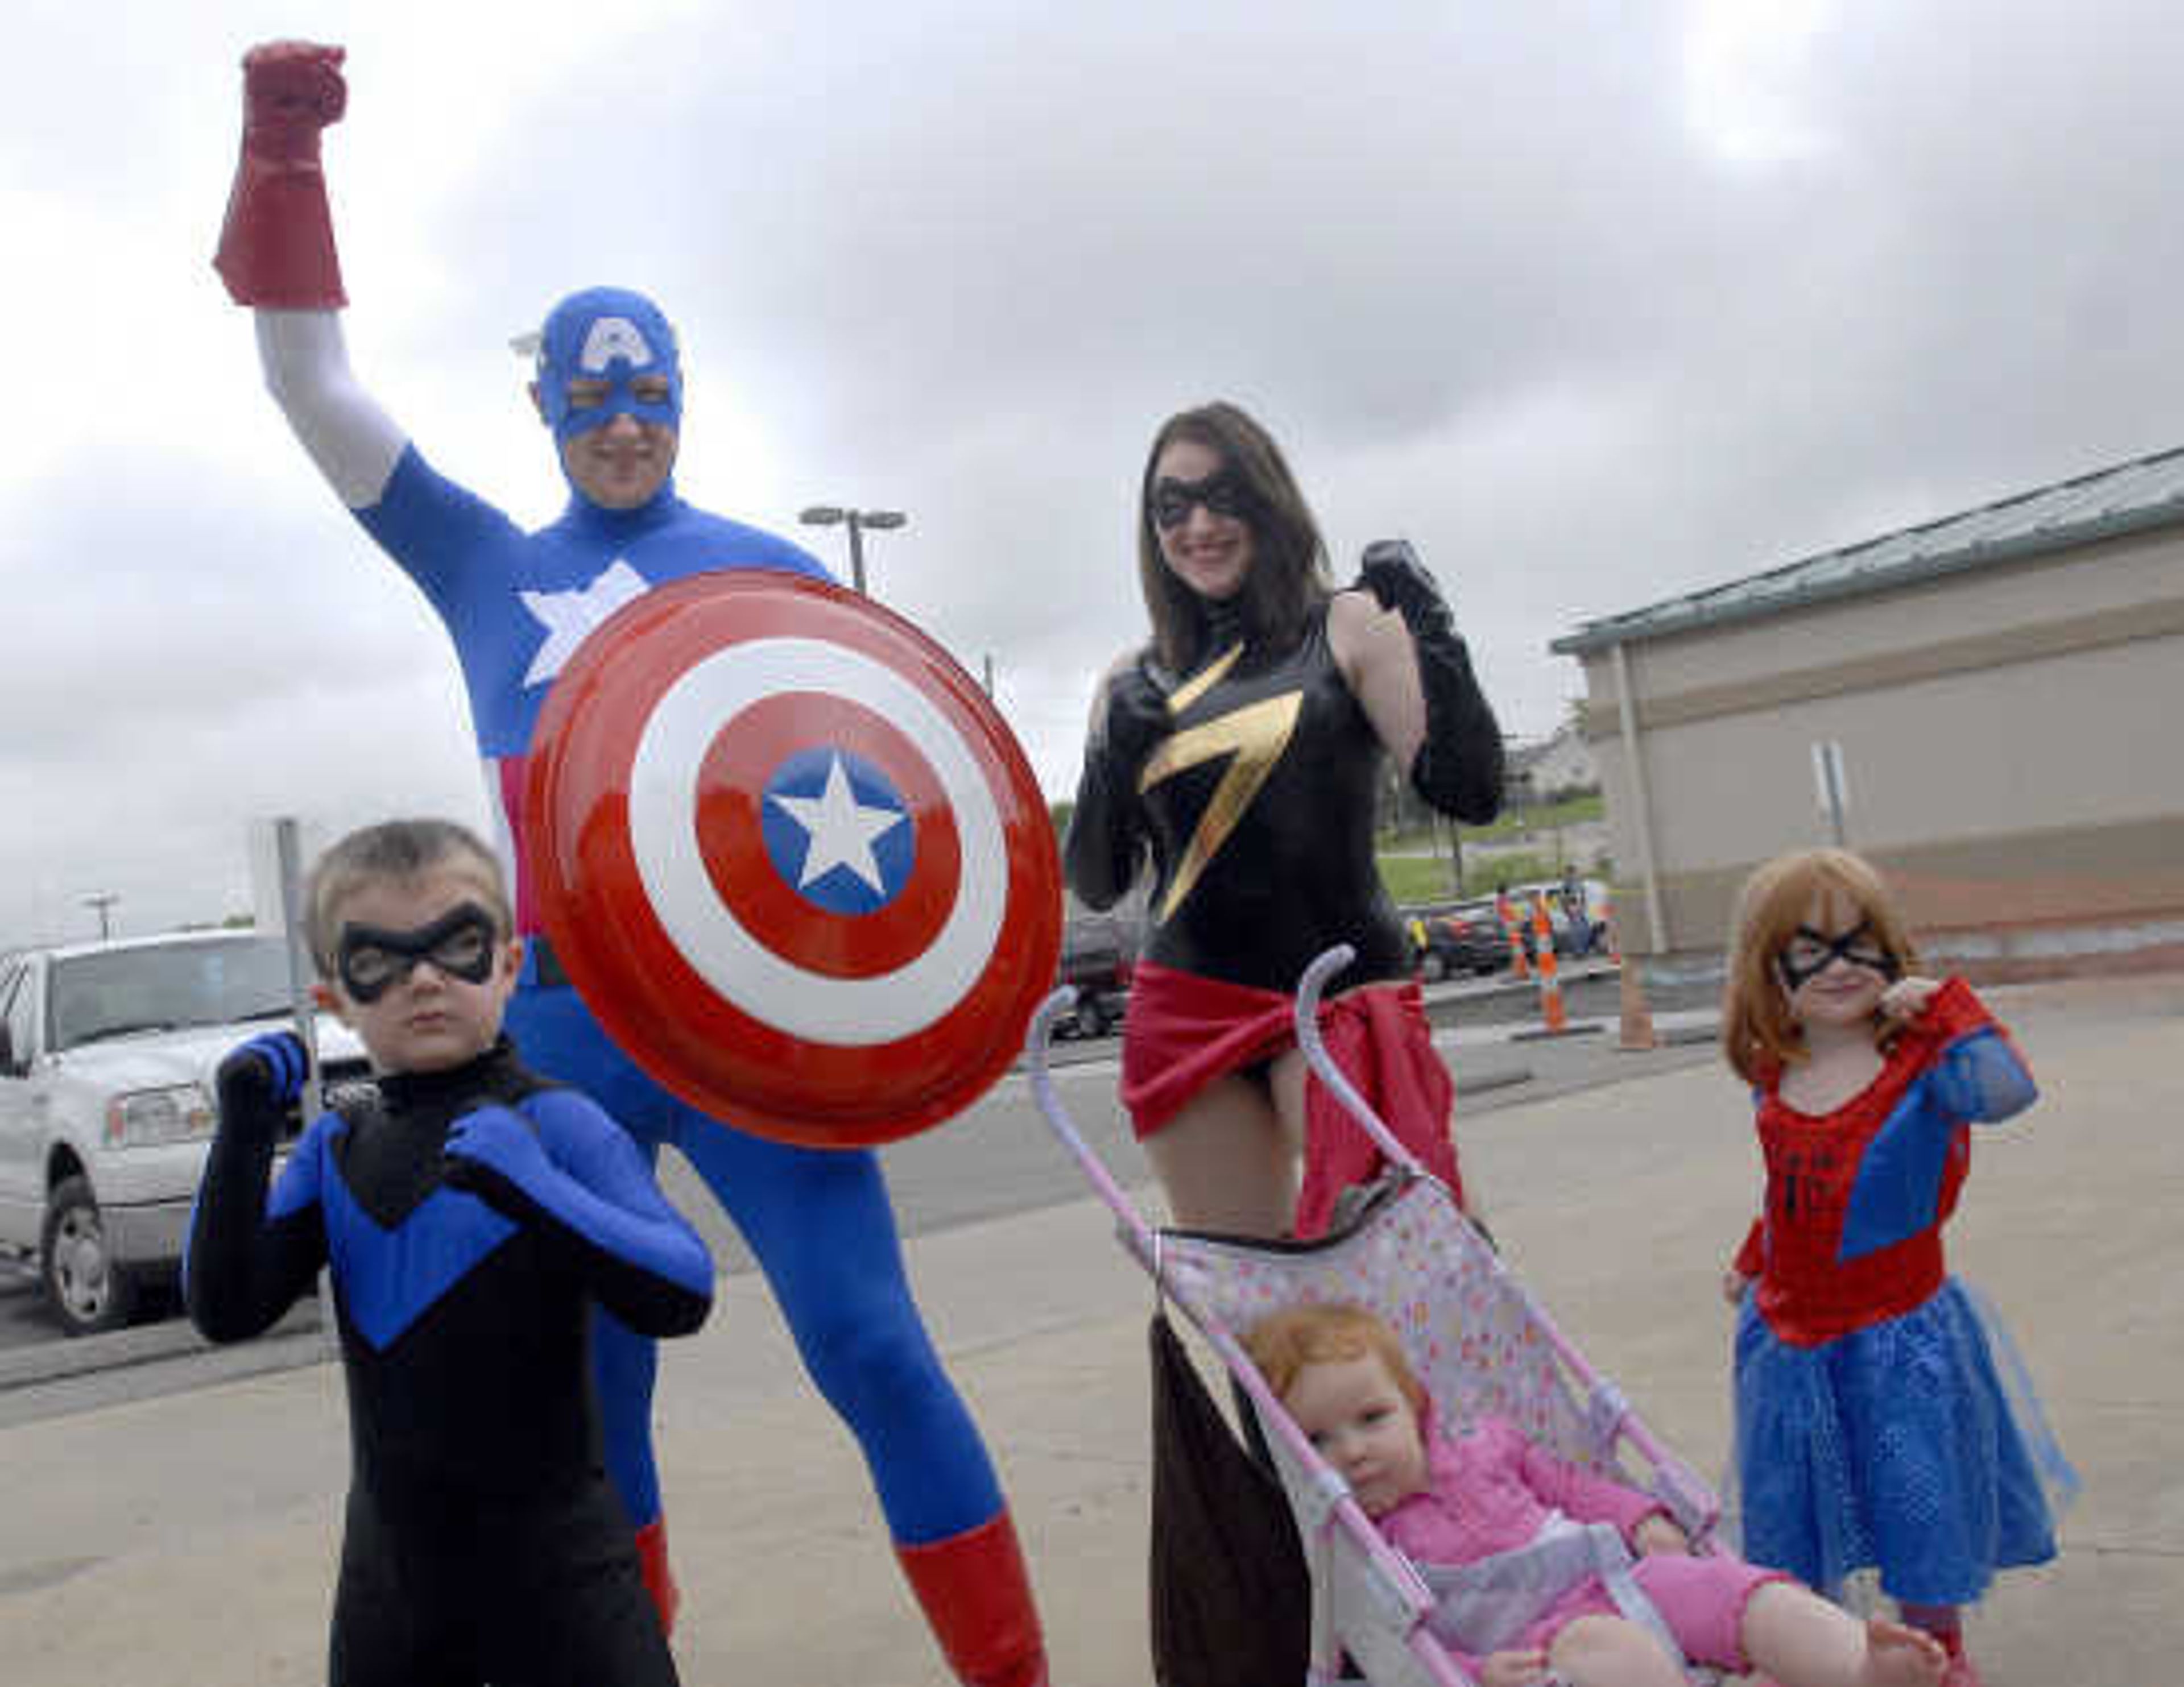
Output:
1136 401 1333 673
1721 846 1920 1084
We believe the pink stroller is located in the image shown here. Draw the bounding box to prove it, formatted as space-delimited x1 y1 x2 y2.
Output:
1028 945 1738 1687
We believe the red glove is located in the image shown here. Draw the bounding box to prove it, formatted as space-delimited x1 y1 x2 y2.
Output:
213 41 349 308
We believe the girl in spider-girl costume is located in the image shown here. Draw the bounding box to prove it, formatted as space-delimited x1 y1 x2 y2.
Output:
1719 848 2077 1687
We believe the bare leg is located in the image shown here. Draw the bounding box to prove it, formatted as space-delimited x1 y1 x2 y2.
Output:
1548 1614 1686 1686
1268 1027 1484 1222
1741 1582 1947 1687
1142 1072 1298 1236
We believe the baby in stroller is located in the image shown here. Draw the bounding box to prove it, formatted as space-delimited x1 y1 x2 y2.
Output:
1244 1303 1947 1687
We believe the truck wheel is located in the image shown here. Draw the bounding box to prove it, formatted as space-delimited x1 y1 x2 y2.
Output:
41 1176 139 1337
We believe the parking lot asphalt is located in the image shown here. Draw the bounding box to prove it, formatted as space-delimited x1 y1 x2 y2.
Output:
0 959 1655 1370
10 968 2170 1684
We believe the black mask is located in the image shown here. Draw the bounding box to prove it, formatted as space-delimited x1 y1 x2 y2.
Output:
1150 470 1253 531
1774 920 1901 993
337 902 502 1003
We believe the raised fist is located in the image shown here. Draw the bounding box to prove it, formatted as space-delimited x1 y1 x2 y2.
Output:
1095 660 1171 778
214 1030 310 1139
239 41 348 165
216 39 349 307
1356 538 1454 636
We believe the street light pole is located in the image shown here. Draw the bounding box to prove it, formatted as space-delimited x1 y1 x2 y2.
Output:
82 892 118 940
799 504 907 596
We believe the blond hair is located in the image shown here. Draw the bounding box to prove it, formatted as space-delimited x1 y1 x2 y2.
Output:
1721 846 1918 1085
1242 1301 1428 1424
303 819 512 979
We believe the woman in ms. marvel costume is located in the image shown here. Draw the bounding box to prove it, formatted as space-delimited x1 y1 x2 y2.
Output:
213 40 1047 1686
1066 401 1504 1244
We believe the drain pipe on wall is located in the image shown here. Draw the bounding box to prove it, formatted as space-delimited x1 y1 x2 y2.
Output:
1611 639 1670 954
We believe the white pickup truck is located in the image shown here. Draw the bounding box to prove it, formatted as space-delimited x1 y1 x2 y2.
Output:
0 930 370 1336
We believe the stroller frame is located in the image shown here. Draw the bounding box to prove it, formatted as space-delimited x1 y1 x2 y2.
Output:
1027 946 1730 1687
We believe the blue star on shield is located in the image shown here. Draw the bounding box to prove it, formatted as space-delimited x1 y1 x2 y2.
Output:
762 748 916 915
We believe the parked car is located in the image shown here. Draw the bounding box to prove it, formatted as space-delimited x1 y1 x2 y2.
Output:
1409 900 1509 981
1053 914 1136 1040
0 931 371 1336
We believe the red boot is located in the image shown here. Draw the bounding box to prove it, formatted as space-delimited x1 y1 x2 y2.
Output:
633 1517 680 1638
895 1511 1049 1687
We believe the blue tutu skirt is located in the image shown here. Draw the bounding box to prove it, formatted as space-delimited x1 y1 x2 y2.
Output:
1733 1276 2077 1606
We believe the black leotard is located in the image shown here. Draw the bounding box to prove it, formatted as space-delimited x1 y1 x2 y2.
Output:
1074 603 1413 994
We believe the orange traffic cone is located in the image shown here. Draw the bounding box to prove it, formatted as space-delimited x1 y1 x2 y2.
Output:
1618 954 1657 1052
1531 895 1569 1035
1497 890 1531 980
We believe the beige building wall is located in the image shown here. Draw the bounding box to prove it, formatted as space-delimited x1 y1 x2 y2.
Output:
1576 525 2184 968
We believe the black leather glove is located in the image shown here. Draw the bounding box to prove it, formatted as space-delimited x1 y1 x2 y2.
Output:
1064 659 1170 909
1356 540 1504 822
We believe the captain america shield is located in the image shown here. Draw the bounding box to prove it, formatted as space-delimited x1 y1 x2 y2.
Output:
523 571 1062 1147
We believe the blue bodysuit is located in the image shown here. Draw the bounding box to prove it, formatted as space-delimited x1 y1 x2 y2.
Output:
255 299 1005 1563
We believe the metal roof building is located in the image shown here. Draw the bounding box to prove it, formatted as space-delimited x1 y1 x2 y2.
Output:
1551 445 2184 975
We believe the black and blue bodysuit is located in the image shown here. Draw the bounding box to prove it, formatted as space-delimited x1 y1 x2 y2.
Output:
185 1035 712 1687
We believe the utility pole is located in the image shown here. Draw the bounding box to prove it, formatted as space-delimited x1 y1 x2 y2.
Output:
82 892 119 940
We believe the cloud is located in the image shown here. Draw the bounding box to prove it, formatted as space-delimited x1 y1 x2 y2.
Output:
4 0 2183 941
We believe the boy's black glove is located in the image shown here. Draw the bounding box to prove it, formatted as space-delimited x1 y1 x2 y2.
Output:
1356 540 1504 823
214 1030 310 1141
1064 660 1170 910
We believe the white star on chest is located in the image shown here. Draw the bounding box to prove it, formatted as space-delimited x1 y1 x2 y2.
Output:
519 559 651 688
768 755 907 894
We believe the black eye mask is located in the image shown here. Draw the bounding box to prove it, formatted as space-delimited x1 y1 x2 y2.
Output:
337 902 502 1003
1151 470 1253 531
1774 919 1902 993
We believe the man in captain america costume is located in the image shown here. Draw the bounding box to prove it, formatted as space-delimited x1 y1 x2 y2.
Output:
213 40 1049 1686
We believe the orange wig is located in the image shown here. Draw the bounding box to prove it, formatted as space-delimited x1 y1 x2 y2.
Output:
1721 847 1920 1085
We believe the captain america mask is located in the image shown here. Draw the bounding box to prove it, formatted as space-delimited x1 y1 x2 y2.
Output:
533 286 684 446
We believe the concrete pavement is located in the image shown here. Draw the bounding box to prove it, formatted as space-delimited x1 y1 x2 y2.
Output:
1 971 2175 1685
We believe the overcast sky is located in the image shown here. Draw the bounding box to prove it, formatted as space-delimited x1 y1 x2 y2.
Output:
5 0 2182 943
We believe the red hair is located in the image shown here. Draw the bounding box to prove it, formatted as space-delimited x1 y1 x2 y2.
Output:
1722 847 1920 1085
1242 1301 1429 1425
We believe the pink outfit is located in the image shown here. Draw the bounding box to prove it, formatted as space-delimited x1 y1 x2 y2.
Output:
1376 1416 1786 1673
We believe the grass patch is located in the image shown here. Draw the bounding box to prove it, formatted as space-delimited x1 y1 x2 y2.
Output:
1378 849 1582 905
1379 854 1466 904
1384 793 1603 852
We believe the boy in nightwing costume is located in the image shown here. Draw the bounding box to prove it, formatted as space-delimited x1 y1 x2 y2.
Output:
212 40 1051 1686
186 818 714 1687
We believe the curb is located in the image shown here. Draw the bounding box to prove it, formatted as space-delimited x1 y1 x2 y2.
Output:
0 1294 321 1395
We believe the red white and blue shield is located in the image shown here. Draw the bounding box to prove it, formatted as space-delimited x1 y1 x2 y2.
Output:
524 572 1061 1147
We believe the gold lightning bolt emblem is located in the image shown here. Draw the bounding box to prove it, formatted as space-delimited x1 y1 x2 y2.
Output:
1139 659 1302 923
